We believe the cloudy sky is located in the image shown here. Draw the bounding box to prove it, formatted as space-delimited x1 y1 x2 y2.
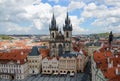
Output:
0 0 120 35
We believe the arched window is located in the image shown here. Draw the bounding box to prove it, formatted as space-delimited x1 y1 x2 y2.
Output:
66 32 69 38
52 32 54 38
32 70 34 73
58 44 63 56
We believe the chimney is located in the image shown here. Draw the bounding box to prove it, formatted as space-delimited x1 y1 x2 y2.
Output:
116 55 118 58
111 61 113 67
24 59 26 62
108 61 113 68
115 68 119 75
107 57 110 63
17 60 20 64
21 52 23 55
104 52 106 56
117 64 120 67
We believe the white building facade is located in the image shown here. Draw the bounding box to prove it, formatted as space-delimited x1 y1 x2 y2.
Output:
0 61 28 80
42 57 58 74
0 50 29 80
27 46 42 75
59 56 77 74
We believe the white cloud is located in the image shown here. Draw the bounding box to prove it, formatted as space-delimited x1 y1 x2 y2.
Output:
81 1 120 33
81 3 108 18
0 0 52 34
70 16 88 34
1 0 119 34
33 19 43 30
52 5 87 34
104 0 120 7
0 22 35 34
0 0 88 35
68 1 85 11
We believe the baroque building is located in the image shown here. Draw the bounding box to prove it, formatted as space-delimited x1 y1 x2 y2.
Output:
49 12 73 57
0 49 30 80
42 57 58 74
27 46 42 75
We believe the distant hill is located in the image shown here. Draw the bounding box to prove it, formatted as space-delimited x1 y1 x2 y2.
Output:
96 32 109 37
0 35 13 40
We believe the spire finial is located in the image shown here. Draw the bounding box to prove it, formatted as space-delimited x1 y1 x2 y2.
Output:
67 11 69 19
51 12 56 26
65 11 70 25
52 7 55 21
66 11 68 19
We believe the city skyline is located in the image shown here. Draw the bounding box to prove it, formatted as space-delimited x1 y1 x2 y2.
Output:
0 0 120 35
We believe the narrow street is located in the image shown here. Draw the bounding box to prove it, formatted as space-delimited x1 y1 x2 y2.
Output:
81 58 91 81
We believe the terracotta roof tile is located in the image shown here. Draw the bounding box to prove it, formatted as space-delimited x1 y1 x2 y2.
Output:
0 49 30 64
39 48 49 59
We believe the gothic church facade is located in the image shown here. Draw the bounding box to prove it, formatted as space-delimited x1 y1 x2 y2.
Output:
49 12 73 57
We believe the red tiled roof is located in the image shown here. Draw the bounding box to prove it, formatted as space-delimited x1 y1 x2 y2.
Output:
103 67 120 81
103 67 116 79
0 49 30 64
93 46 120 80
94 51 106 62
39 48 49 59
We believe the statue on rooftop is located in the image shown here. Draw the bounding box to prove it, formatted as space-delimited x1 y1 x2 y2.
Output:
108 31 113 45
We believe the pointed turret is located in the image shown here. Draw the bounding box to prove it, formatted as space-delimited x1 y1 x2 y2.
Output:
65 12 70 25
51 13 56 26
49 13 58 31
63 12 72 31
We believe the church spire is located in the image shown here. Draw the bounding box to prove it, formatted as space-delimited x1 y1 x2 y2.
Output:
49 13 58 31
51 13 56 26
63 12 72 31
65 12 70 25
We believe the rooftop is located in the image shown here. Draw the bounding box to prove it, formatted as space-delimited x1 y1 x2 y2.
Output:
29 46 40 56
0 49 30 64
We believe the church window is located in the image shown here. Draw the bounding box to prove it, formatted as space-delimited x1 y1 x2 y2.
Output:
35 60 37 62
48 70 50 72
58 44 63 55
52 32 54 38
66 32 69 38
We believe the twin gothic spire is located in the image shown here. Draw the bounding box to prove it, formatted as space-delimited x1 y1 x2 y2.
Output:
49 12 72 31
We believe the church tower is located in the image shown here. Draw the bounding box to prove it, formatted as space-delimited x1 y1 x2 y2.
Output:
49 12 73 57
49 13 58 41
63 12 73 53
49 13 58 57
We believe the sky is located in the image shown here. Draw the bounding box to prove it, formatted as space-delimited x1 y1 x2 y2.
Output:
0 0 120 35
